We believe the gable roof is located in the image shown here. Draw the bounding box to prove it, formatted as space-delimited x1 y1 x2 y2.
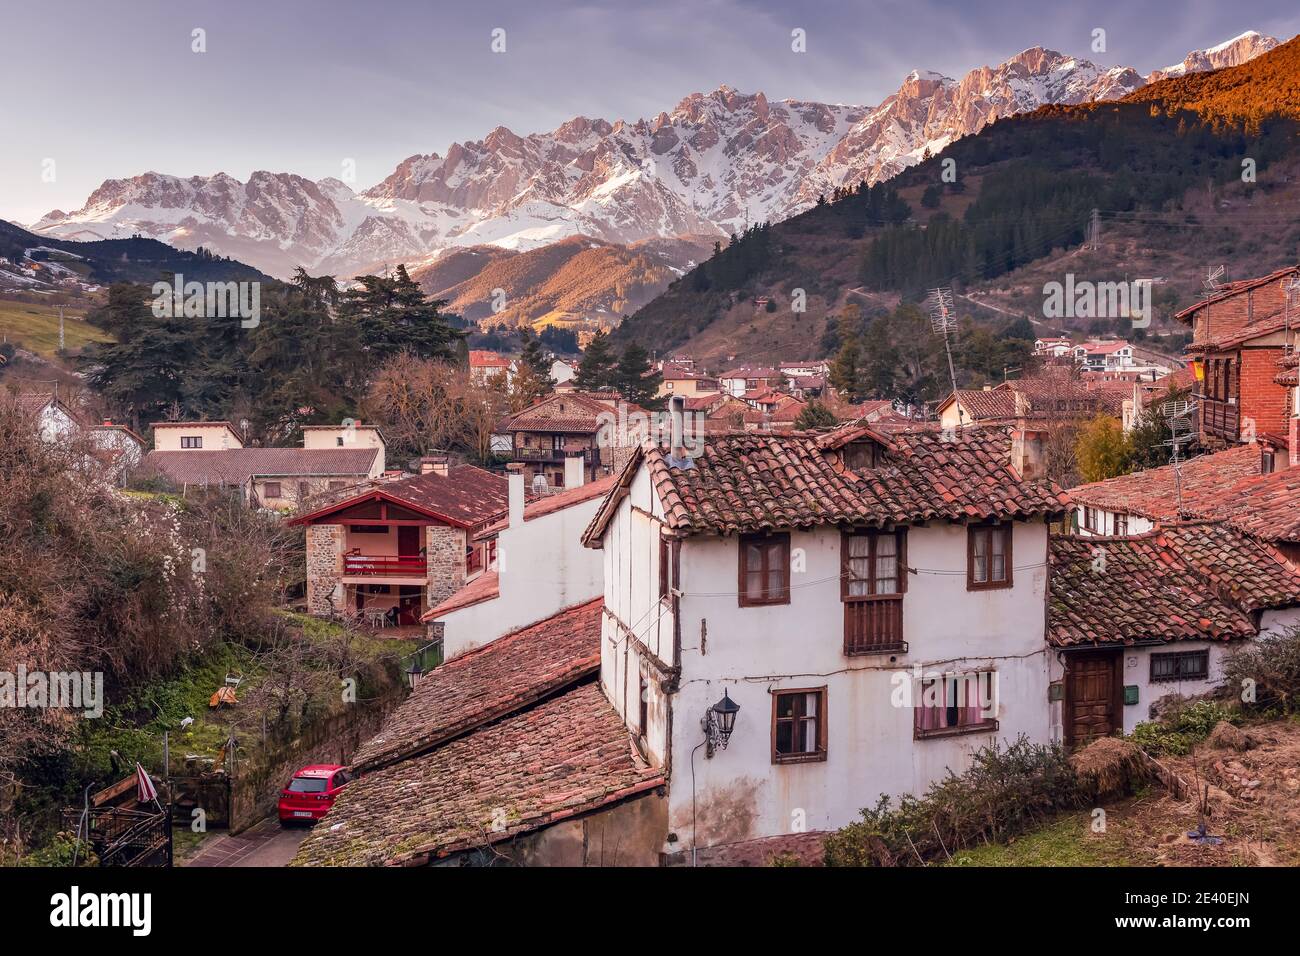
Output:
1186 464 1300 545
469 349 512 368
1048 522 1300 648
1067 445 1263 520
15 392 86 426
292 682 662 867
495 392 616 433
583 425 1069 543
289 463 507 528
145 447 380 487
353 598 601 771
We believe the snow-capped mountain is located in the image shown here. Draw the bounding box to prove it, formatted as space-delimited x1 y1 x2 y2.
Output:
31 33 1279 279
1147 30 1279 83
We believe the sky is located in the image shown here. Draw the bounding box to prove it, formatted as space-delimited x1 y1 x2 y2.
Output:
1 0 1297 224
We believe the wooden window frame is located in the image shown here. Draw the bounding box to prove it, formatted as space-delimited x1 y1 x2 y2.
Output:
263 481 282 498
738 532 791 607
181 435 202 449
1083 507 1098 532
771 686 827 764
1114 513 1128 536
1150 649 1209 683
841 528 908 655
658 533 672 603
967 522 1013 591
914 671 999 740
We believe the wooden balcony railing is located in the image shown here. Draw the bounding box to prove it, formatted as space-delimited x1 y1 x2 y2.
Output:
1198 395 1239 442
844 596 906 655
343 555 427 576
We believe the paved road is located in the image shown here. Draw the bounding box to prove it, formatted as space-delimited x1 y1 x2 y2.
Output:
185 817 310 867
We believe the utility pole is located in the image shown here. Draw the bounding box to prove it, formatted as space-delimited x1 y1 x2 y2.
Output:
58 306 65 352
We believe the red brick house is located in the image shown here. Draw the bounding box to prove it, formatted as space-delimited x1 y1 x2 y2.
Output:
1175 265 1300 446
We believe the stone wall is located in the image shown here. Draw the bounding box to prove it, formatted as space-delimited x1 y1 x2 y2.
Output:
306 524 343 615
426 524 467 607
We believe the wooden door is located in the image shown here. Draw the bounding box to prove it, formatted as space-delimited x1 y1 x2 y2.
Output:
1065 650 1122 748
397 525 421 556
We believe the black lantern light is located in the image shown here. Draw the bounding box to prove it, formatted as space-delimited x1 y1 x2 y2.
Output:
405 657 425 690
703 689 740 758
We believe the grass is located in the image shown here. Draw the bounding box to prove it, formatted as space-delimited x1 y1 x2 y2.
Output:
0 298 111 356
946 810 1140 867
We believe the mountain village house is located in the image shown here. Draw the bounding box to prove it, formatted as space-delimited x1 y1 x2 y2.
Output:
469 349 514 386
1178 265 1300 447
144 421 386 509
289 458 508 630
495 391 643 489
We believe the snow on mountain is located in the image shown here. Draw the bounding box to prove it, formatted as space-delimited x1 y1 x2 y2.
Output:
30 32 1280 279
1148 31 1279 82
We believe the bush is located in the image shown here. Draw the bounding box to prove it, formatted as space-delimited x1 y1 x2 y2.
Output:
1222 626 1300 715
824 737 1086 866
1128 699 1238 756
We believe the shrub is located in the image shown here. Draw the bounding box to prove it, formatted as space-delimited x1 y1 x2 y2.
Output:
1222 626 1300 715
824 737 1086 866
1128 699 1238 756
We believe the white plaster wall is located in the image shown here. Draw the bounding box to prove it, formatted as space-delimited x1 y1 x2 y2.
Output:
1073 506 1153 537
439 493 605 658
664 519 1053 850
1047 640 1238 736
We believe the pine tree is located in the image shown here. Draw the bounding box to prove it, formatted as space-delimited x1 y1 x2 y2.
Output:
575 330 619 391
613 343 663 408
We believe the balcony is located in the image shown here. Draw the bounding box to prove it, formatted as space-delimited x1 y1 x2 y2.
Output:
844 596 907 656
1198 395 1239 443
513 446 597 464
343 554 427 577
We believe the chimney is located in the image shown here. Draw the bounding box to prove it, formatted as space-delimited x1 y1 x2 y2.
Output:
419 454 449 477
669 394 686 459
564 454 585 489
507 463 525 528
1010 427 1045 480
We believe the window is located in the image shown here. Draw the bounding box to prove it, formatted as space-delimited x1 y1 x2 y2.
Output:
1262 449 1276 474
1150 650 1209 683
263 481 282 498
180 435 202 449
842 441 880 470
842 529 907 654
328 481 346 490
638 674 649 735
298 481 310 500
1083 507 1098 532
658 534 673 602
968 523 1012 589
1114 513 1128 536
336 436 345 446
738 533 790 606
915 672 997 738
772 688 826 763
351 524 389 534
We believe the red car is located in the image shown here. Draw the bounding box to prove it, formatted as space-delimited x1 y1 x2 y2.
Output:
278 765 351 825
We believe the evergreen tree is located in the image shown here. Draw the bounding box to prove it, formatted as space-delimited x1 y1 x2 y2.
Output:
575 330 619 391
794 400 839 430
613 343 663 408
339 264 464 362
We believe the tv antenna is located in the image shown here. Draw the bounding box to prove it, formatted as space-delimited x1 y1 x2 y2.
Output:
1161 396 1198 516
1202 265 1224 344
927 287 963 426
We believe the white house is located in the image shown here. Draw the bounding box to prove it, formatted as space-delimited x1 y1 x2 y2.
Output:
17 392 84 443
423 457 612 659
581 418 1071 856
1047 522 1300 740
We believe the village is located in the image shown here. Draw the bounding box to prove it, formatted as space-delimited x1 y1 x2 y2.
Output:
3 261 1298 875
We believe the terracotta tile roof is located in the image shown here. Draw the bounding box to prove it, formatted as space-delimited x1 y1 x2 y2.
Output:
15 392 86 426
495 392 624 434
1048 529 1256 647
353 599 601 771
293 682 661 866
1174 266 1299 321
290 463 507 528
144 447 379 486
1067 445 1262 520
1157 522 1300 612
950 389 1020 421
424 569 499 619
469 349 512 368
584 425 1069 543
1188 466 1300 544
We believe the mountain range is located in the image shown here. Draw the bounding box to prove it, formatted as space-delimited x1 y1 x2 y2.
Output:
28 31 1279 315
